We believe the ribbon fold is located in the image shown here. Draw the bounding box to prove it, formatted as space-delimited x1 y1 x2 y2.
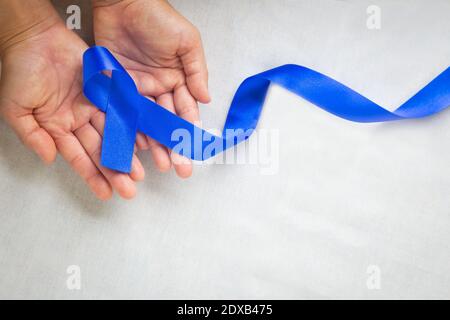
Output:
83 46 450 173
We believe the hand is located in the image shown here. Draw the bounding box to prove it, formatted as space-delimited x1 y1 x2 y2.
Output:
93 0 210 178
0 19 145 200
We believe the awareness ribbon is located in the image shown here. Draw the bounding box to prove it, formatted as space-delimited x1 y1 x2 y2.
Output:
83 46 450 173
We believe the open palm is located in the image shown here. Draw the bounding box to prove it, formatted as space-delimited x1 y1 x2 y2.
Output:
93 0 210 178
0 22 144 200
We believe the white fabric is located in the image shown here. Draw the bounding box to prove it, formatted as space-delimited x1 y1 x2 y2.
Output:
0 0 449 299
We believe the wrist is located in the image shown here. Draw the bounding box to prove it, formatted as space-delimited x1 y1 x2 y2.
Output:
0 0 61 56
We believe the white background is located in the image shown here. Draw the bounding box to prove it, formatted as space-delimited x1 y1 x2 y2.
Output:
0 0 449 299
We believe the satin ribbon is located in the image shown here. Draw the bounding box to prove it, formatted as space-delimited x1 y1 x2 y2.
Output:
83 46 450 173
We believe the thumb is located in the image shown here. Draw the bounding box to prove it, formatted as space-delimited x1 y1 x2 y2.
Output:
179 32 211 104
0 100 57 164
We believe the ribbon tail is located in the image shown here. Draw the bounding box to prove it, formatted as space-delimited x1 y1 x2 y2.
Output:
101 70 139 173
101 104 138 173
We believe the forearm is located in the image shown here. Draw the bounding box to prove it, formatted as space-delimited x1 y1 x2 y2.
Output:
0 0 60 55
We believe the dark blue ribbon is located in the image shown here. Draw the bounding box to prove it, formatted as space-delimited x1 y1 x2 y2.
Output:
83 46 450 173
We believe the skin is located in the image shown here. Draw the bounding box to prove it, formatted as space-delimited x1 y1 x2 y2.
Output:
0 0 210 200
0 18 145 200
93 0 210 178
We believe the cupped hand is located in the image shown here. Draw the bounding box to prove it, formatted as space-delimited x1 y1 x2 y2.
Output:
0 21 144 200
93 0 210 178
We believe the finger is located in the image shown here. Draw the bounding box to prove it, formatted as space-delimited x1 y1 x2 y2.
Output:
128 69 174 98
90 111 145 182
74 123 137 199
135 96 155 151
170 152 193 179
156 93 191 177
146 93 174 173
141 95 171 173
179 33 210 103
2 108 57 164
172 86 198 178
174 85 200 123
54 133 112 201
136 133 150 150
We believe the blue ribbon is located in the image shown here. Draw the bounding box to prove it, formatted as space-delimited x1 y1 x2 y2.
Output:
83 46 450 173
